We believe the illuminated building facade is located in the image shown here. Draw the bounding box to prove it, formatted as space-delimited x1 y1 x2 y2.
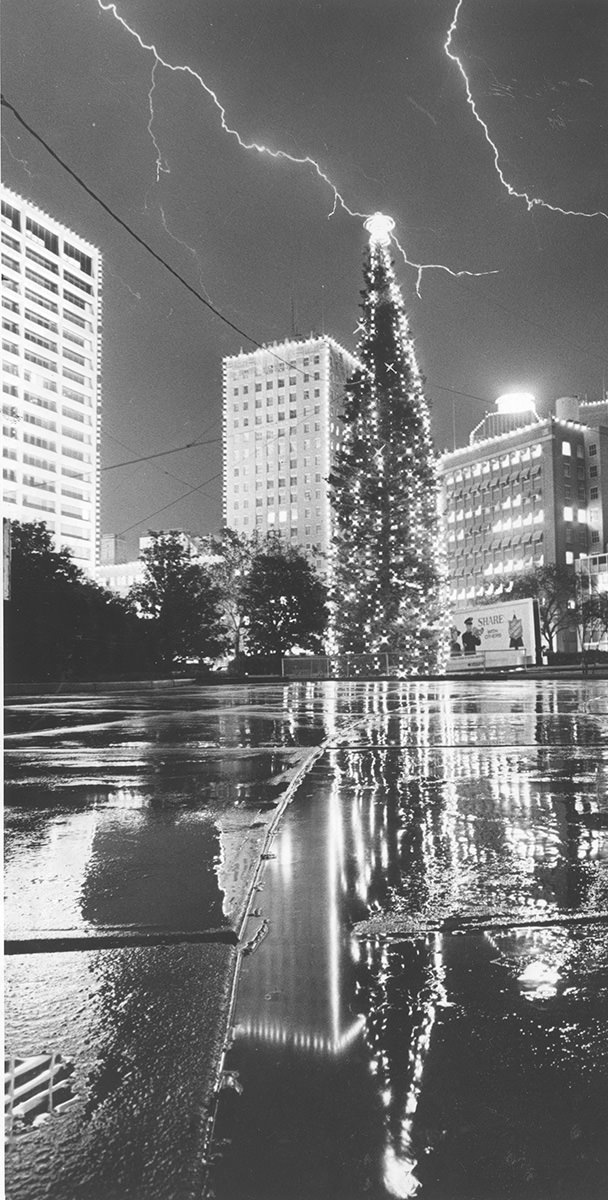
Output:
1 186 101 574
222 335 358 564
438 394 608 637
93 531 204 598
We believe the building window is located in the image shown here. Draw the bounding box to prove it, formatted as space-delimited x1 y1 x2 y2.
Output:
589 443 597 456
63 290 88 311
25 268 60 296
64 242 92 275
26 247 59 275
25 218 58 255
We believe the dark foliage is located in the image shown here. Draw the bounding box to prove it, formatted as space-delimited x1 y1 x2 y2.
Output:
129 531 228 670
242 535 328 656
5 522 152 683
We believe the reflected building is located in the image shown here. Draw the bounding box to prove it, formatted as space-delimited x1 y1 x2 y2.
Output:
231 680 606 1195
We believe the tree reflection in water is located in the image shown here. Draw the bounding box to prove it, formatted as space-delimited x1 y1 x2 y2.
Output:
219 680 608 1199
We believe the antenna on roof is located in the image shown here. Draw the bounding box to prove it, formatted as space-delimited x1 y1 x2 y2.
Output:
290 294 299 339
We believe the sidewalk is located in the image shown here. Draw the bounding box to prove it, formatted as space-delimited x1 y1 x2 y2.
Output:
3 684 328 1200
5 678 608 1199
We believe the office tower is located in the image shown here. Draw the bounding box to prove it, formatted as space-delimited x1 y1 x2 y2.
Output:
222 335 358 565
1 185 101 574
437 393 608 650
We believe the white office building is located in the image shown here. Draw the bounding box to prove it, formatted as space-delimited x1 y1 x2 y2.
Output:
223 334 358 566
1 185 101 574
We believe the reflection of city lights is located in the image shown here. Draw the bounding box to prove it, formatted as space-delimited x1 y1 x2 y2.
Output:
229 677 599 1198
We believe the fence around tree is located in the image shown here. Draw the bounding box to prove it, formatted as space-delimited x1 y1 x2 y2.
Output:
280 653 430 679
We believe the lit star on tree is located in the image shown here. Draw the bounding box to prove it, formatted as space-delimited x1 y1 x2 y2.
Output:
364 212 396 246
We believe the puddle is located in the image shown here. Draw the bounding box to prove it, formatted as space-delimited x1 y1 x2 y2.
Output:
209 721 608 1199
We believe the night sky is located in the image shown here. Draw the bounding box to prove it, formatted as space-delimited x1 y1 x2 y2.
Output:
3 0 607 556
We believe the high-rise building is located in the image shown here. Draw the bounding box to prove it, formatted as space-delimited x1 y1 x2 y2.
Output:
437 393 608 621
1 185 101 574
222 335 357 565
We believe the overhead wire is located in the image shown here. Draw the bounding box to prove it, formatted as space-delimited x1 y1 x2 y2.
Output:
0 95 316 380
102 435 221 470
3 94 606 388
5 94 604 540
118 471 223 535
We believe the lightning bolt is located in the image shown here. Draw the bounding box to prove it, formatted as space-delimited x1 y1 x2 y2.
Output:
157 202 214 304
143 54 213 301
391 231 498 299
2 133 35 178
147 59 170 183
96 0 497 294
104 263 142 302
445 0 608 221
97 0 364 223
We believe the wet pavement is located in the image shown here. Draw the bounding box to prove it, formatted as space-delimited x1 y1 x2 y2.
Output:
4 679 608 1199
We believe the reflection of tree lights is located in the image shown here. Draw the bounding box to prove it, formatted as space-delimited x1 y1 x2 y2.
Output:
235 1013 365 1056
383 1146 421 1198
518 960 561 1001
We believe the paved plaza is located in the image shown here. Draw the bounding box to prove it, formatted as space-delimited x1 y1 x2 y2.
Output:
4 679 608 1199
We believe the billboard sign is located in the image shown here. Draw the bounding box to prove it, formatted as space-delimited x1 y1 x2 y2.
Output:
449 598 539 667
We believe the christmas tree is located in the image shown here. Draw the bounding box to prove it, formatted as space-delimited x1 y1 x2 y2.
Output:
328 213 446 672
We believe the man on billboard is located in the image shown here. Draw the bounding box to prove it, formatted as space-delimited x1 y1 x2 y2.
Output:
462 618 482 655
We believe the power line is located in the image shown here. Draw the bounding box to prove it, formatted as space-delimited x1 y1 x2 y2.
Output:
426 384 490 405
0 95 313 378
104 427 220 505
445 272 608 368
102 435 221 470
5 93 606 381
118 471 223 536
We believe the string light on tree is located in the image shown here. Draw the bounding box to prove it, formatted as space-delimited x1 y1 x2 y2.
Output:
328 215 447 673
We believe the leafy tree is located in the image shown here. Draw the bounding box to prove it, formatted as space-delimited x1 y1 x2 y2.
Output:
328 217 445 671
200 527 259 656
242 535 328 656
130 531 227 669
505 564 577 652
5 521 150 683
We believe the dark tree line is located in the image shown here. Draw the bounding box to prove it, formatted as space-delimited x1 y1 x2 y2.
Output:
5 523 153 684
4 523 328 684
